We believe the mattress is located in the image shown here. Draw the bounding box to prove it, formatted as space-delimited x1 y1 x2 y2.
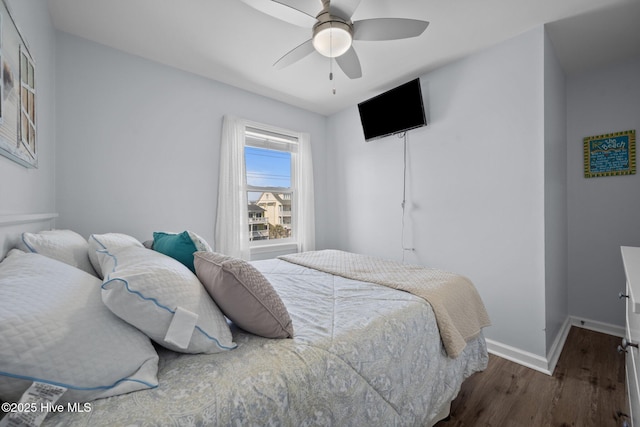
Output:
42 258 488 427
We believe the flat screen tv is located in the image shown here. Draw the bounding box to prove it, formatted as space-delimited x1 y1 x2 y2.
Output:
358 78 427 142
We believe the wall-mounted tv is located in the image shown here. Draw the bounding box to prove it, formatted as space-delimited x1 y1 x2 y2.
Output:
357 78 427 142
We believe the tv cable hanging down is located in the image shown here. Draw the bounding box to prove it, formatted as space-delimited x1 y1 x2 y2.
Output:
399 131 414 262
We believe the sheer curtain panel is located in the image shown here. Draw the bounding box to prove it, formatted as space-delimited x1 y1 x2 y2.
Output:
294 132 315 253
215 115 250 260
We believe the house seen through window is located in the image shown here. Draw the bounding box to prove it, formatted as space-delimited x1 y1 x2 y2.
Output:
245 127 296 244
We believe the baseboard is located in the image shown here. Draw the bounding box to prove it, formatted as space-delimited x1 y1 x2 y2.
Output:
546 317 572 374
569 316 625 338
486 315 620 376
485 339 553 375
486 317 571 376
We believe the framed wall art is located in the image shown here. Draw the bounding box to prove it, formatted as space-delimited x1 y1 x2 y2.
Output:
583 130 635 178
0 0 36 168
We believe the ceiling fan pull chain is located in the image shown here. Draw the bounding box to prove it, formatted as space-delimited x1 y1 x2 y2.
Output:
326 22 336 95
330 60 336 94
330 22 336 94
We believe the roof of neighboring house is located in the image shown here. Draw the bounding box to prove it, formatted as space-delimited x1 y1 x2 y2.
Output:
248 203 265 213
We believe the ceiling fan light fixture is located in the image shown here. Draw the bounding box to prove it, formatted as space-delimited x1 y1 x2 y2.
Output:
312 20 352 58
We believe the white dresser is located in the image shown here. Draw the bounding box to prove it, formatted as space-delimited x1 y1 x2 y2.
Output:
622 246 640 426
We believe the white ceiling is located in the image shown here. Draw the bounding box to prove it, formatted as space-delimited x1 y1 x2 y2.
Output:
46 0 640 116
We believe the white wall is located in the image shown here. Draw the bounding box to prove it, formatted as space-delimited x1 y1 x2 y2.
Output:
543 30 569 352
54 33 328 247
0 0 56 216
567 55 640 327
326 28 550 356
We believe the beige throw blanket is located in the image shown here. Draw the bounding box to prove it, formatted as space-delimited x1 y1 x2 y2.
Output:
279 250 491 358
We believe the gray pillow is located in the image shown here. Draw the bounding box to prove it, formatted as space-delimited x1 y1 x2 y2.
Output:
193 252 293 339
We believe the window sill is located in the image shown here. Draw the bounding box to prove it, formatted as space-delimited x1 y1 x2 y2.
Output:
250 242 298 261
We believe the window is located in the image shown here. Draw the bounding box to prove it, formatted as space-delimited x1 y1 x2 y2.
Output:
215 116 315 260
245 126 296 246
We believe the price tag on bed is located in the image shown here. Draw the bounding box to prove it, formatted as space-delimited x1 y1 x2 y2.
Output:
0 382 67 427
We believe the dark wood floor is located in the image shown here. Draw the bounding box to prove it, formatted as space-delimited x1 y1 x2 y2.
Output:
437 327 629 427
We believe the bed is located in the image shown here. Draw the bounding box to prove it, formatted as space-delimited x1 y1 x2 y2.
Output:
0 221 489 427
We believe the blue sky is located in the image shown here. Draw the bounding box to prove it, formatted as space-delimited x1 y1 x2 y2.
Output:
245 147 291 201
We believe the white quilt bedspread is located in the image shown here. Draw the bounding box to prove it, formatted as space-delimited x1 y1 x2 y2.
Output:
42 259 488 427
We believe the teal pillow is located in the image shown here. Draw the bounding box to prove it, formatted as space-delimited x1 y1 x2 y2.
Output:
153 231 199 272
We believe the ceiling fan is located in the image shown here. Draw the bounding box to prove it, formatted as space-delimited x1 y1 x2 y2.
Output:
241 0 429 79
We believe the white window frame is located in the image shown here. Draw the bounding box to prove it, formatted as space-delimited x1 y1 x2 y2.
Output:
244 122 301 254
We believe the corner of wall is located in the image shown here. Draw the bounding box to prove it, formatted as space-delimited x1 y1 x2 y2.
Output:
487 315 624 375
486 316 571 376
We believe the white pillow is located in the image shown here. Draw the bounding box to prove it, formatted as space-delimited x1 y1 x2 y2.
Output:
88 233 143 278
97 245 236 354
0 251 159 404
19 229 96 276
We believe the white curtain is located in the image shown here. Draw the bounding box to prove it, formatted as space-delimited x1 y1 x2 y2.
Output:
214 115 250 260
294 132 316 252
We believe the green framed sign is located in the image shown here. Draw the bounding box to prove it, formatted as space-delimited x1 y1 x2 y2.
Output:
583 130 636 178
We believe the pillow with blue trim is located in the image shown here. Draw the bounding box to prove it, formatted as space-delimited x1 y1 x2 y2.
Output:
97 245 235 354
152 231 212 273
19 229 97 276
0 250 158 404
88 233 144 279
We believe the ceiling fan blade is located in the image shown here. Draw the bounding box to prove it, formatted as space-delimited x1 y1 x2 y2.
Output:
335 46 362 79
274 0 324 18
274 39 315 69
241 0 317 27
329 0 362 19
353 18 429 41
